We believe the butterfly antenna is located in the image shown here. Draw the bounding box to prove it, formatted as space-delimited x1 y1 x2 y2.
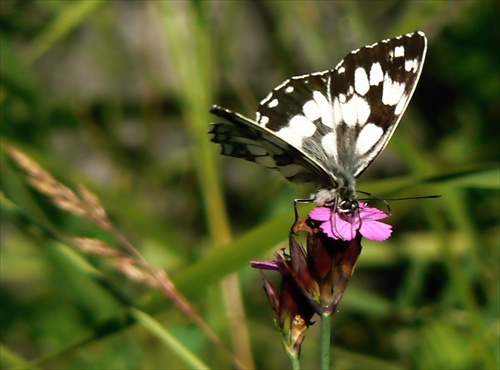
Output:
358 191 441 215
382 195 441 201
357 190 392 215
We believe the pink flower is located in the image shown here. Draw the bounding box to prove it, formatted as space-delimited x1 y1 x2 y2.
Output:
309 202 392 241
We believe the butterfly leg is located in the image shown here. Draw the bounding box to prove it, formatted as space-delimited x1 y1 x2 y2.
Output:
291 198 314 234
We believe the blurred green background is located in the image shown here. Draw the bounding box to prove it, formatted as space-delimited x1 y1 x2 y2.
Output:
1 1 499 369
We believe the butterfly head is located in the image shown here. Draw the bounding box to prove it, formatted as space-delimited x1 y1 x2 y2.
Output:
337 198 359 215
314 186 359 216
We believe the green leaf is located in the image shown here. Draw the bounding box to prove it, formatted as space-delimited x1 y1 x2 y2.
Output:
27 0 105 64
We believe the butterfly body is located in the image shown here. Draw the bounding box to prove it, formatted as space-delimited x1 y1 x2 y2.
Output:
210 32 427 215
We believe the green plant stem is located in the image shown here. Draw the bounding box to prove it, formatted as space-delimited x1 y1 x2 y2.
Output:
284 345 301 370
321 313 332 370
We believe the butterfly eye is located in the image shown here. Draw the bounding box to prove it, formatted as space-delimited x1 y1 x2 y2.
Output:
338 199 359 214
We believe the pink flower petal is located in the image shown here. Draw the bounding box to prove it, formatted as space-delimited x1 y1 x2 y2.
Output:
358 203 389 221
333 219 357 240
250 260 280 270
319 220 338 239
308 206 332 221
317 212 359 241
309 203 392 241
359 220 392 241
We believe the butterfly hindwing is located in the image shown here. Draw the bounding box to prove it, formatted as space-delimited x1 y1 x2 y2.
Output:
209 106 332 184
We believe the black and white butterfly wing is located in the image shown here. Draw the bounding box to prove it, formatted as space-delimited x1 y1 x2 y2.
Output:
254 31 427 179
209 105 332 184
210 31 427 202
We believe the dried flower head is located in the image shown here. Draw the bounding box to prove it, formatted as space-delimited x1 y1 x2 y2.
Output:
251 251 315 356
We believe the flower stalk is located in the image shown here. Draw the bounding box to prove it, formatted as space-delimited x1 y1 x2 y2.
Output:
320 312 332 370
252 202 392 367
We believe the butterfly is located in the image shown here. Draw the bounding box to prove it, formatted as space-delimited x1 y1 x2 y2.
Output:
209 31 427 215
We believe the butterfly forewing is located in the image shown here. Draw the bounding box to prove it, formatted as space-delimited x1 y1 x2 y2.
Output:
255 32 427 180
210 31 427 207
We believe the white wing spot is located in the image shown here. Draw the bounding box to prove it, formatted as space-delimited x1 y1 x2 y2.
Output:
340 98 357 126
356 123 384 155
354 67 370 96
356 96 371 125
340 94 370 127
303 100 321 121
312 90 335 129
332 97 342 127
382 73 406 106
259 115 269 125
405 58 419 72
285 85 294 93
268 98 279 108
276 115 316 148
369 62 383 86
394 45 405 57
289 115 317 136
338 65 346 74
321 132 337 157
